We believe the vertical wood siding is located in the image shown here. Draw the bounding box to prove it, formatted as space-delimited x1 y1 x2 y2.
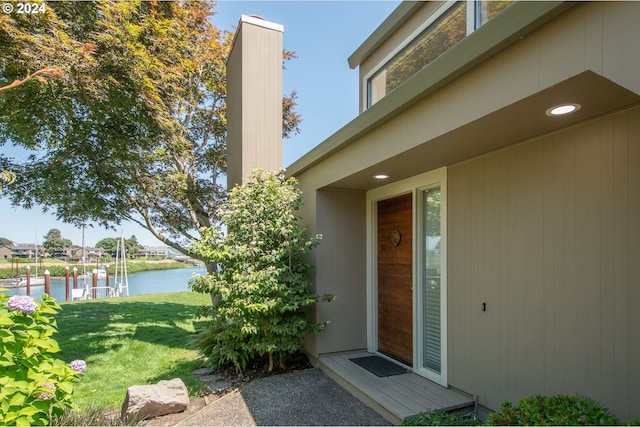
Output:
448 106 640 419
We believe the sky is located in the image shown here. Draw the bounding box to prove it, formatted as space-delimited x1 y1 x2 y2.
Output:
0 0 400 247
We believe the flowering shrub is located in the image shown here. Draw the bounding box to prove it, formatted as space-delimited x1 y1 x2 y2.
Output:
7 295 38 314
0 292 84 426
69 360 86 373
191 169 334 373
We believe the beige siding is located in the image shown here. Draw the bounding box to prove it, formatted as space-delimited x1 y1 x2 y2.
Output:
448 106 640 419
294 2 640 194
226 17 283 189
309 188 368 357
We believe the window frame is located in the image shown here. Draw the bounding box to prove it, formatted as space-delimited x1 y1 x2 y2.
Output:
363 0 513 110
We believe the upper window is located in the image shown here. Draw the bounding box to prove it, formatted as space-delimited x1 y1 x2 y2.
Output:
366 0 513 109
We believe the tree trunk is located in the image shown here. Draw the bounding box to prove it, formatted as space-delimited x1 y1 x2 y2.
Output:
206 261 221 307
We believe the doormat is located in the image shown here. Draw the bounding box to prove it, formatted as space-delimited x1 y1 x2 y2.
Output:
349 355 411 377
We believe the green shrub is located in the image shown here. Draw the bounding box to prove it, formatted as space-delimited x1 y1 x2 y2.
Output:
190 169 334 373
402 409 480 426
488 394 620 426
0 292 85 426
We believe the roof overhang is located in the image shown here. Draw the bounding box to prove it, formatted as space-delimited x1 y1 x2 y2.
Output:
348 1 423 69
326 71 640 191
288 1 575 178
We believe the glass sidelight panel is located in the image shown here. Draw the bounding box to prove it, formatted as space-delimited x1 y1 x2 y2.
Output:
423 187 441 374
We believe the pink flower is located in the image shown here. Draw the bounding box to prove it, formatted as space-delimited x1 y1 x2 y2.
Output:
6 295 38 314
38 382 56 400
70 359 87 372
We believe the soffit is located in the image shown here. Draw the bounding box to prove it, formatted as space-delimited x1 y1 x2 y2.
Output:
325 71 640 191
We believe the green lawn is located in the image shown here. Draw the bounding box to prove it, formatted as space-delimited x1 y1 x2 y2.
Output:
55 292 210 410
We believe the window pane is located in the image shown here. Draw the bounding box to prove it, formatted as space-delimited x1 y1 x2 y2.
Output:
476 0 513 28
423 187 441 374
368 2 466 107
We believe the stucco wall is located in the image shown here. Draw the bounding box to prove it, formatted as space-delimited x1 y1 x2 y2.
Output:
448 105 640 419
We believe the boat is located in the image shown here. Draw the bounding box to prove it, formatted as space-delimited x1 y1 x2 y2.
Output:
77 267 107 280
11 240 45 287
11 275 45 287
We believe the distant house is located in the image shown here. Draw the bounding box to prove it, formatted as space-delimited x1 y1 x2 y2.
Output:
138 246 169 258
11 243 43 259
71 246 106 262
0 244 12 260
51 248 73 259
228 0 640 422
87 247 106 260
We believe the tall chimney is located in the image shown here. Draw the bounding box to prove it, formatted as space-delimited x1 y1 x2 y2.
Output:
226 15 284 190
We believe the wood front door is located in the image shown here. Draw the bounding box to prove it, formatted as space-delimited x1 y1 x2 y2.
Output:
377 193 413 365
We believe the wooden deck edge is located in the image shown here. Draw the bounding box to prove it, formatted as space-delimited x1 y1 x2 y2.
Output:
309 353 404 425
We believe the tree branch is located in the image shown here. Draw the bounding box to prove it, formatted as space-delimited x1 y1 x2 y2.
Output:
0 67 62 92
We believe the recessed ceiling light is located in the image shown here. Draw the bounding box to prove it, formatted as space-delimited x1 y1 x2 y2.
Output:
546 103 581 116
374 174 389 180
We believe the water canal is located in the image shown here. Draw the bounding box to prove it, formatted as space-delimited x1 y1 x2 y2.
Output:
2 266 207 302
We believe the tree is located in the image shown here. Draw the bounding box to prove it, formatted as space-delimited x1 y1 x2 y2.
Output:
0 1 301 263
42 229 72 255
95 237 118 257
0 66 62 93
125 235 141 258
190 169 333 373
0 64 62 190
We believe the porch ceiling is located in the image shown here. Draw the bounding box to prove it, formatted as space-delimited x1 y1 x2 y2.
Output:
326 71 640 191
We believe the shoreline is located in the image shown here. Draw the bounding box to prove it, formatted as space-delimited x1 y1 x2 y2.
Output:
0 260 204 288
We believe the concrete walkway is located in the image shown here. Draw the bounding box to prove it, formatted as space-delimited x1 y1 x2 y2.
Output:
174 368 391 426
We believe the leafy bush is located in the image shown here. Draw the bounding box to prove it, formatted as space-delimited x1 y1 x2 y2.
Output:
402 409 480 426
488 394 620 426
190 169 334 373
0 292 85 426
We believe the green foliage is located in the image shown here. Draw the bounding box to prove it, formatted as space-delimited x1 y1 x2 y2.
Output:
190 169 333 373
404 396 635 426
42 230 72 257
95 238 120 257
402 410 480 426
1 1 301 259
95 235 141 258
0 292 84 426
124 235 142 259
51 403 136 426
488 395 620 426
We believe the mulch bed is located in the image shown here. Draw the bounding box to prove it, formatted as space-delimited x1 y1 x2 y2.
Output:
215 351 313 390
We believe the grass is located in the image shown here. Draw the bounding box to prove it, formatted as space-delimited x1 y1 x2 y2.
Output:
55 292 210 410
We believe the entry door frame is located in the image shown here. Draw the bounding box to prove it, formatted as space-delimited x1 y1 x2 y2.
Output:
366 167 448 387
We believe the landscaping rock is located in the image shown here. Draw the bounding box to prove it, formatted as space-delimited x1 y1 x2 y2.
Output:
121 378 189 421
